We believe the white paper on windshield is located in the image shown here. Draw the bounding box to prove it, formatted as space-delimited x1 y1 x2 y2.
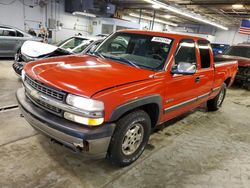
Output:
21 41 58 58
151 37 172 44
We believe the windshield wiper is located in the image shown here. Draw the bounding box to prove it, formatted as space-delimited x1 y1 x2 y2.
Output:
104 55 140 68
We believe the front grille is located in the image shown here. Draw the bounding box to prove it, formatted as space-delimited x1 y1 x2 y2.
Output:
25 75 66 101
34 97 62 114
24 75 67 116
26 92 62 115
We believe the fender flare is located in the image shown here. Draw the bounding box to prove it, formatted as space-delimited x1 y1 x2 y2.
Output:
108 94 162 124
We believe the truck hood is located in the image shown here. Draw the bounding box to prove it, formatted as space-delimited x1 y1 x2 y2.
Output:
218 55 250 67
24 55 155 98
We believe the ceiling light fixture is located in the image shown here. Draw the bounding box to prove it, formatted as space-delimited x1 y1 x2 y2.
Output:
152 4 161 9
143 0 228 30
232 4 244 9
164 15 172 19
72 11 96 18
129 13 178 27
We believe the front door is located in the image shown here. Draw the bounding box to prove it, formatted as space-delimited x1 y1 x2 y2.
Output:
162 39 200 121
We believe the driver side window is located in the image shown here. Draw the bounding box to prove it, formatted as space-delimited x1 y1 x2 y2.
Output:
173 39 197 69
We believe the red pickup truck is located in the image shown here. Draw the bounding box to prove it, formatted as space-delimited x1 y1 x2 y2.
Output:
16 30 238 166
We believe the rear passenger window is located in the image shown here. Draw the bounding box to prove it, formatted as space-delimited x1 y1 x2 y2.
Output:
198 40 211 68
174 39 197 66
0 28 4 36
16 31 24 37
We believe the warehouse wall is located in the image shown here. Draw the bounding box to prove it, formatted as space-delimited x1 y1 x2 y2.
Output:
0 0 139 43
91 17 139 36
0 0 45 31
122 16 164 31
214 27 250 45
0 0 91 42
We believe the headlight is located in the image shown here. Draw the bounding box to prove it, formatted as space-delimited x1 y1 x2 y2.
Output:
65 94 104 126
21 70 26 81
66 94 104 112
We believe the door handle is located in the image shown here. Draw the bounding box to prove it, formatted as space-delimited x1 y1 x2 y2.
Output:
195 76 200 83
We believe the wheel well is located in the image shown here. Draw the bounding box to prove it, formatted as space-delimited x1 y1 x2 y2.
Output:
140 103 160 128
224 77 231 87
114 103 160 128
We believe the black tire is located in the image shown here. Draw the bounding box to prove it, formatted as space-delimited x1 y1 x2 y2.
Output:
207 83 226 111
107 110 151 167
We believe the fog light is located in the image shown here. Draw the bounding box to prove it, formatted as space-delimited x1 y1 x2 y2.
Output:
64 112 104 126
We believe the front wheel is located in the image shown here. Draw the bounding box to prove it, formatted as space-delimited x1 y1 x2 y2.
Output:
107 110 151 167
207 83 226 111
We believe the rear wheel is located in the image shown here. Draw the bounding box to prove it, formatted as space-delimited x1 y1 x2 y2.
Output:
207 83 226 111
107 110 151 167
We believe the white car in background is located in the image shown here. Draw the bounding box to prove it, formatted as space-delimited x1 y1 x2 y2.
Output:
12 36 105 76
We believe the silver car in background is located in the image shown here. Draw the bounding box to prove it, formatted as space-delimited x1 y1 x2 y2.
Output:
0 24 42 57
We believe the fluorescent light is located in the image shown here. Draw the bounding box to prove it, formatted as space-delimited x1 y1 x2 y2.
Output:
129 13 178 27
164 15 172 19
232 4 244 9
152 4 161 9
72 11 96 18
143 0 228 30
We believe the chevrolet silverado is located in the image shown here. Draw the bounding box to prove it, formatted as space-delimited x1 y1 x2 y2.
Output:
16 30 238 166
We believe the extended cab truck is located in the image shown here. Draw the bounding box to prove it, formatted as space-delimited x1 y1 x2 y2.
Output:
16 30 238 166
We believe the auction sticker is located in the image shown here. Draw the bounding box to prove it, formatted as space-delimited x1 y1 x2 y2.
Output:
152 37 172 44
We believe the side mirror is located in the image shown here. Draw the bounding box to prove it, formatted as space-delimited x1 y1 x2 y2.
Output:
171 62 196 75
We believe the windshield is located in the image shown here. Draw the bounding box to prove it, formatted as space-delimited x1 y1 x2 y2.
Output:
224 46 250 59
58 37 88 50
71 40 93 53
95 32 173 71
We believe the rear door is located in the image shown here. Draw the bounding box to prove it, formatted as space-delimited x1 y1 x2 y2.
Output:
195 40 214 104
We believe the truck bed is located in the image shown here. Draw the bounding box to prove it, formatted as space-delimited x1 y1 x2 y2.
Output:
213 59 238 88
214 56 236 64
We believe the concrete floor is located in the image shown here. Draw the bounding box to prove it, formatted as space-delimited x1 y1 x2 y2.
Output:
0 60 250 188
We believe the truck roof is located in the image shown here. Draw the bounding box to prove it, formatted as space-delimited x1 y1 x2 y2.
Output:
117 29 208 41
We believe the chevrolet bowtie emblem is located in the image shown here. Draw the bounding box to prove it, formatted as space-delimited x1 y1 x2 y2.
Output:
30 89 40 99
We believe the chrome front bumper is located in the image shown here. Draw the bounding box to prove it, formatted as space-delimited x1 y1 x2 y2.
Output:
16 87 116 158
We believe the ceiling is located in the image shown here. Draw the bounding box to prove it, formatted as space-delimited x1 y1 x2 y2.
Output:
110 0 250 27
